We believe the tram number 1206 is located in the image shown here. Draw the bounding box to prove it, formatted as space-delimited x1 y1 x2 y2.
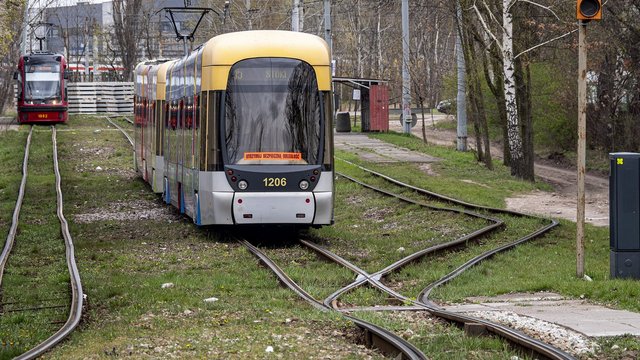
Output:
263 177 287 187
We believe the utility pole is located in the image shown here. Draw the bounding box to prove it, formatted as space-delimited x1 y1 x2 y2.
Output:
401 0 411 134
246 0 252 30
455 1 467 151
299 0 304 32
323 0 331 53
21 0 30 55
323 0 332 78
576 21 587 278
292 0 300 32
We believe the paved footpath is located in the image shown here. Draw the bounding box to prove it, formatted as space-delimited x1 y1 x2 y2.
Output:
334 129 640 339
334 132 439 163
446 293 640 337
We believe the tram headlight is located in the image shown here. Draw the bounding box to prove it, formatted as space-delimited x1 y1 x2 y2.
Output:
299 180 309 190
238 180 248 190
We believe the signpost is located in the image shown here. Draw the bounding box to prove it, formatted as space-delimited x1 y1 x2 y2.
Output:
575 0 601 278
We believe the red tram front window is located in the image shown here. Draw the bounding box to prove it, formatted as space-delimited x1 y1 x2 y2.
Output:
24 62 62 104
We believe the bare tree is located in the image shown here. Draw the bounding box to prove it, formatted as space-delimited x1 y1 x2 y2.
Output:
0 0 25 115
111 0 143 81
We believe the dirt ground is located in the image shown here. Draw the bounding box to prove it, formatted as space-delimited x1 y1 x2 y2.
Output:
388 115 609 227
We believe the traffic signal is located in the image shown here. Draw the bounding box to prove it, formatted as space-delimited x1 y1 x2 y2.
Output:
577 0 602 21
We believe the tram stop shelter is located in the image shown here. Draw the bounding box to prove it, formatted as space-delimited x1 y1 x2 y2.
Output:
333 77 389 132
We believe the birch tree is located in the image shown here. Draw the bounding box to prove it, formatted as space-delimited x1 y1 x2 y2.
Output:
469 0 574 180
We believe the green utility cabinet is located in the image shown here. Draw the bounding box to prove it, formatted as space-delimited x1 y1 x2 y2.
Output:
610 152 640 279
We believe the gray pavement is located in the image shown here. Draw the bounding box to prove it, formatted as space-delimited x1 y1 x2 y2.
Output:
334 132 439 163
445 292 640 337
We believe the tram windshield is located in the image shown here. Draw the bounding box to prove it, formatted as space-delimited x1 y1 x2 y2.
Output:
224 58 322 165
24 63 61 103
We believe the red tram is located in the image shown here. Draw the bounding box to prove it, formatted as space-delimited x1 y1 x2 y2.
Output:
14 52 69 124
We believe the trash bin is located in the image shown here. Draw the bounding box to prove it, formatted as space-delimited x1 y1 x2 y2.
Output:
336 112 351 133
610 152 640 279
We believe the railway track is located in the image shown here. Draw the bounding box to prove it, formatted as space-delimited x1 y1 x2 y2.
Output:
108 117 572 359
238 162 571 360
0 126 84 359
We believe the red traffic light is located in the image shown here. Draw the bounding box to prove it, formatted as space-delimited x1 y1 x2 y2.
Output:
577 0 602 20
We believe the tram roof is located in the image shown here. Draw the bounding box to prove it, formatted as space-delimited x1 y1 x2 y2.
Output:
201 30 330 67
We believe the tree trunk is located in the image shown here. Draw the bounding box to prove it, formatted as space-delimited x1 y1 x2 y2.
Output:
515 57 534 181
502 0 525 178
464 24 492 168
420 98 427 144
481 46 510 166
472 54 493 170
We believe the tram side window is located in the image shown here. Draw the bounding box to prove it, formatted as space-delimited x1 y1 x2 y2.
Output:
194 95 200 129
171 100 178 129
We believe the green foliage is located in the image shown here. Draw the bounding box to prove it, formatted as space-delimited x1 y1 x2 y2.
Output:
529 63 576 151
441 61 576 154
0 1 25 56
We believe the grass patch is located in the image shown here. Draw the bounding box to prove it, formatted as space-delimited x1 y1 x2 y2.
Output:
0 114 636 359
367 132 551 207
32 116 384 359
0 128 69 357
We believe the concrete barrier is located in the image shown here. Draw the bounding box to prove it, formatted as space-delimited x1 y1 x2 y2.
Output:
67 82 133 114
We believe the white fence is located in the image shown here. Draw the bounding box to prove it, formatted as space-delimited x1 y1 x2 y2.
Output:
67 82 133 114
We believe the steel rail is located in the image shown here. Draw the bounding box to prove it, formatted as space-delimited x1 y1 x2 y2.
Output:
240 239 326 311
105 116 134 146
239 239 427 360
118 114 134 124
332 159 569 359
105 114 424 358
337 159 559 304
107 116 566 358
15 126 85 359
0 126 33 286
300 237 573 360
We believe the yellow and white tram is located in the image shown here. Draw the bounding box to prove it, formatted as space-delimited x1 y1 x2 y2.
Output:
134 30 334 226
